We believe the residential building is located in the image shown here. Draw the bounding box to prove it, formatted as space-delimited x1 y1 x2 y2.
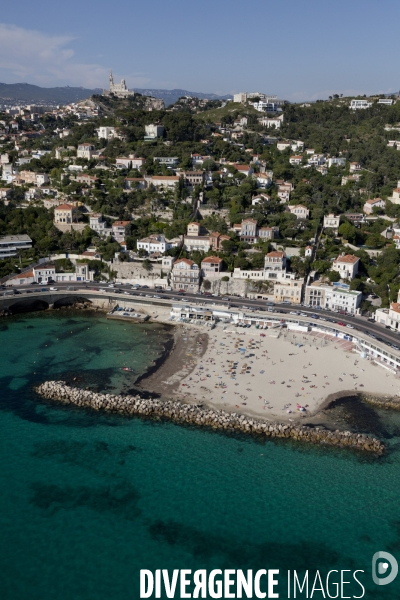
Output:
0 188 11 199
209 232 230 251
0 234 32 259
171 258 200 292
201 256 224 276
137 234 178 254
54 203 77 225
233 163 253 177
89 214 109 236
289 155 303 165
350 99 372 109
18 170 49 186
332 253 359 280
240 218 258 243
264 251 287 276
304 245 313 257
183 235 211 252
187 222 202 237
363 198 385 214
146 175 179 189
327 157 346 168
112 220 130 243
277 141 291 151
97 126 118 140
258 226 279 240
255 173 272 188
125 178 147 190
288 205 309 219
258 115 283 128
389 188 400 205
77 143 96 159
252 193 270 205
76 174 98 187
324 214 341 230
378 98 394 105
153 156 179 167
349 162 362 173
274 280 302 304
116 157 132 169
308 154 326 166
182 171 204 187
144 124 164 140
277 184 291 202
131 157 145 169
305 282 361 314
342 174 361 186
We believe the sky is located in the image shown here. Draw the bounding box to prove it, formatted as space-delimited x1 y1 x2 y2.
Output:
0 0 399 101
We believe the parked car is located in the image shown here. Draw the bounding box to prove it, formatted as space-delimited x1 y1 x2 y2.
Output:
337 322 346 326
346 324 354 329
49 287 58 291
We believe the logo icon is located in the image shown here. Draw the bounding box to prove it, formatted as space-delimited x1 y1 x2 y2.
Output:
372 551 398 585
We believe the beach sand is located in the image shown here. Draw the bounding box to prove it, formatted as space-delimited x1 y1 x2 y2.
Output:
140 324 400 422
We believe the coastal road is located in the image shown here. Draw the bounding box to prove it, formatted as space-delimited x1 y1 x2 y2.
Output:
4 280 400 350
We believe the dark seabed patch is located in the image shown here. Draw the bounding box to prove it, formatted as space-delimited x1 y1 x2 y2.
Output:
30 481 142 520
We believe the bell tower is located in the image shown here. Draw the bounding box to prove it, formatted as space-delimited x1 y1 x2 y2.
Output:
109 70 114 91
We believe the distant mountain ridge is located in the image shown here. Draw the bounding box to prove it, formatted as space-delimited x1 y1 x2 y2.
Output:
0 82 102 104
0 82 232 106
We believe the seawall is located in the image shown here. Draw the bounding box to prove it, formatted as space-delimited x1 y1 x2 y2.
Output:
35 381 385 454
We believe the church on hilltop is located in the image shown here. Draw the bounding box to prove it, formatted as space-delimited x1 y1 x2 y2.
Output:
103 71 135 98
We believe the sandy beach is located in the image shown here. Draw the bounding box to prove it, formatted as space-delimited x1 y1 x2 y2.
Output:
139 323 400 422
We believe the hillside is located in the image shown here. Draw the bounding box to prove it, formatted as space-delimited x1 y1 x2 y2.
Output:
194 102 260 122
135 88 232 106
0 82 231 107
0 82 102 105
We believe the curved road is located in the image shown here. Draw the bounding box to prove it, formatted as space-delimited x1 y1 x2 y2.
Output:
3 280 399 351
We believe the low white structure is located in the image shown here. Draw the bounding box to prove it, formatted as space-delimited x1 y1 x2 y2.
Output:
350 99 372 110
144 124 164 140
363 198 385 214
137 234 178 254
327 157 346 168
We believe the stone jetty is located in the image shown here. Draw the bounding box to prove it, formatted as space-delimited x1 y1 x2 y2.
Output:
36 381 385 454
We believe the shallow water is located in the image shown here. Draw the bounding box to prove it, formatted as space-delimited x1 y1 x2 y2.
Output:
1 312 400 599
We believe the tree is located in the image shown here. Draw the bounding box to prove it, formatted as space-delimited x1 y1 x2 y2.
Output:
142 259 153 273
327 270 341 282
203 279 211 290
338 221 357 243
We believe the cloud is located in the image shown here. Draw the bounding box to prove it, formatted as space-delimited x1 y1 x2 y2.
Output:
0 23 149 89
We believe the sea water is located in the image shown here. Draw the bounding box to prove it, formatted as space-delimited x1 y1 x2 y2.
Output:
0 312 400 599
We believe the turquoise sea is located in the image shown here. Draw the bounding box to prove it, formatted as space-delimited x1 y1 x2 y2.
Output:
1 312 400 599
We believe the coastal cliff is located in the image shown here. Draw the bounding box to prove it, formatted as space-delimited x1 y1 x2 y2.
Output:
35 381 385 454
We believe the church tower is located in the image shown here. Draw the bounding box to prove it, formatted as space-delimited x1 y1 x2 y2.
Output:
109 70 114 92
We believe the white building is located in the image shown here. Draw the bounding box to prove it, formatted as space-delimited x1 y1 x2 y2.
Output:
0 234 32 259
144 124 164 140
332 254 359 280
77 143 96 159
350 99 373 109
288 205 309 219
327 157 346 168
289 155 303 165
97 126 118 140
89 214 109 236
136 234 178 254
324 214 341 230
363 198 385 214
305 282 362 314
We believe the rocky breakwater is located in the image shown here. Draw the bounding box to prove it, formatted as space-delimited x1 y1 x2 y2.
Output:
35 381 386 454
